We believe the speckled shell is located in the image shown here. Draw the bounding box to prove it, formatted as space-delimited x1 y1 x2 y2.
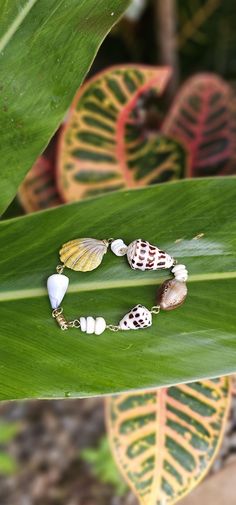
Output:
119 304 152 330
127 239 174 271
157 279 187 311
59 238 108 272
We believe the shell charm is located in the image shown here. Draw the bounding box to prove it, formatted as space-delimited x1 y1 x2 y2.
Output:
59 238 108 272
157 279 187 311
119 304 152 330
47 274 69 309
127 239 174 271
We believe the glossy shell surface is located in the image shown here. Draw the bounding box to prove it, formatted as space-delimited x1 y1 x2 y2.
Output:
157 278 187 311
119 304 152 330
127 239 174 271
59 238 108 272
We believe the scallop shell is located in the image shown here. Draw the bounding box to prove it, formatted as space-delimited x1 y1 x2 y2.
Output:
59 238 108 272
127 239 174 271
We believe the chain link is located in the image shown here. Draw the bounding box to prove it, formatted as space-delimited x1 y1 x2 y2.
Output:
68 319 81 329
56 264 65 274
106 324 120 332
150 305 161 315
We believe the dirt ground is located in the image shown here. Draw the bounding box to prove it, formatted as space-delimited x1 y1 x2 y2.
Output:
0 394 235 505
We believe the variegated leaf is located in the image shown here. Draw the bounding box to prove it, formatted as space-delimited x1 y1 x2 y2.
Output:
162 74 235 176
19 156 62 213
57 65 188 201
106 378 231 505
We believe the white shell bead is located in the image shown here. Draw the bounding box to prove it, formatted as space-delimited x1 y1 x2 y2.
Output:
47 274 69 309
86 316 95 334
79 316 106 335
111 239 128 256
95 317 106 335
80 317 87 332
172 264 188 282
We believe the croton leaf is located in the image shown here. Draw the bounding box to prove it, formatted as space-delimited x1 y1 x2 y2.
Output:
19 156 62 213
162 74 235 176
106 377 231 505
57 66 188 201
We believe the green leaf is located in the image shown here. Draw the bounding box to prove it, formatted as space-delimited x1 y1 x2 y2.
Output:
0 0 129 216
0 177 236 400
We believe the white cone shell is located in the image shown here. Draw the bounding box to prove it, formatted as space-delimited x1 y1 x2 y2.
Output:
119 304 152 330
79 316 106 335
127 239 174 271
111 239 128 256
47 274 69 309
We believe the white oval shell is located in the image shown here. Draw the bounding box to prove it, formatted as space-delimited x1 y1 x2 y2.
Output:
47 274 69 309
60 238 108 272
119 304 152 330
111 239 128 256
127 239 174 271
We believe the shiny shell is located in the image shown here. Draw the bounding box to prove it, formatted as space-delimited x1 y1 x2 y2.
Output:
157 278 187 311
119 304 152 330
59 238 108 272
127 239 174 271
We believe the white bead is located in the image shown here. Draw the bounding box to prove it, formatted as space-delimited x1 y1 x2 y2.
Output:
47 274 69 309
175 272 188 282
86 316 96 334
172 264 188 282
172 264 188 274
111 239 128 256
80 317 86 332
95 317 106 335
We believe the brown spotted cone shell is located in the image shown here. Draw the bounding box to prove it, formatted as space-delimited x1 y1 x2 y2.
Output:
157 279 187 311
127 239 174 271
119 304 152 330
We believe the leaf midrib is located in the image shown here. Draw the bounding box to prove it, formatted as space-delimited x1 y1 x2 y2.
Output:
0 0 38 53
0 271 235 302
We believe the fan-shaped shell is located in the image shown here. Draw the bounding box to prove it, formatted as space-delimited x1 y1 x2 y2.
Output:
59 238 108 272
127 239 174 271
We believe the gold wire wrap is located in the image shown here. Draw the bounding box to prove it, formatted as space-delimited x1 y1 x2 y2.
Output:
52 307 68 330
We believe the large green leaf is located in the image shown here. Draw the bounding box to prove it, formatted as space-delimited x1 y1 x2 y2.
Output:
0 177 236 400
0 0 129 216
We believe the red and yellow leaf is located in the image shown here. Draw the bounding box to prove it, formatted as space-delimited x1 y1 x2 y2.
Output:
162 74 235 176
106 377 231 505
57 65 188 201
19 156 62 213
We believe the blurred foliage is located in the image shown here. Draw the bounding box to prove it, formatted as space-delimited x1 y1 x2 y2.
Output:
81 436 128 496
0 422 19 476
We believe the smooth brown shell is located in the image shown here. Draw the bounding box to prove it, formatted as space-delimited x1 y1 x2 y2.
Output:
157 279 187 311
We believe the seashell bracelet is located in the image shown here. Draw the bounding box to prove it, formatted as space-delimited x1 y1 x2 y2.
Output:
47 238 188 334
